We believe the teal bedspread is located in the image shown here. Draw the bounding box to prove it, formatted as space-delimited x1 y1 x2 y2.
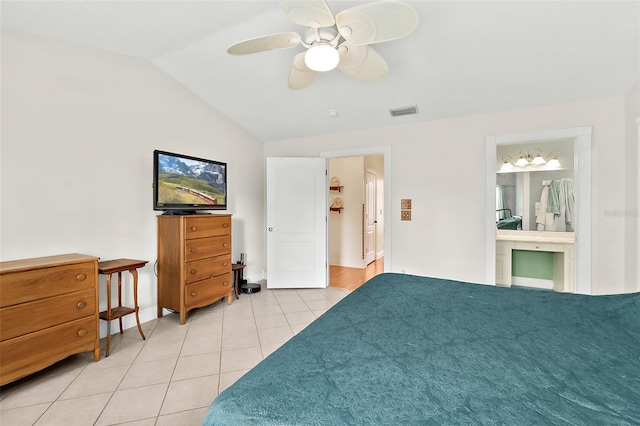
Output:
203 273 640 425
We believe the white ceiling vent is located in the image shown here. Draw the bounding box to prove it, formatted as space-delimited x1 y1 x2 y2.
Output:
390 105 419 117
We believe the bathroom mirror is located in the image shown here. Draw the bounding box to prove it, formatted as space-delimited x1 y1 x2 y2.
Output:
496 140 574 232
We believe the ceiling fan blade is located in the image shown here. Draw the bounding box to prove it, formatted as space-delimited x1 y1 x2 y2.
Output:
335 0 419 46
288 52 319 90
227 32 301 55
279 0 335 28
337 42 388 82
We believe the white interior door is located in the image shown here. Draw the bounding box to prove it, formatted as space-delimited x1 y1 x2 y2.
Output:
267 157 327 288
364 170 376 265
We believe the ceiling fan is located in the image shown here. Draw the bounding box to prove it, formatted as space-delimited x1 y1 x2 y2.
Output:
227 0 419 90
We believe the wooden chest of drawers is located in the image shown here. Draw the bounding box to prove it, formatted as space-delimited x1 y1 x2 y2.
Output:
0 253 100 386
157 214 233 324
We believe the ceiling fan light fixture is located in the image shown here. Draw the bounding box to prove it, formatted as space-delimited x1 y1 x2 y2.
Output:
229 0 418 89
304 43 340 72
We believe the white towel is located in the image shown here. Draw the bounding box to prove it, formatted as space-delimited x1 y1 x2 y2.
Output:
536 186 549 231
552 181 567 231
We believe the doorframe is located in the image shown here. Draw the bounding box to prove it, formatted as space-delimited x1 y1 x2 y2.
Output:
485 126 592 294
321 146 391 272
637 115 640 292
364 168 377 265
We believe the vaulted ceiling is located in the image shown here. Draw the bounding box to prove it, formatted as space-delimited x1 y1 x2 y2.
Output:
2 1 638 142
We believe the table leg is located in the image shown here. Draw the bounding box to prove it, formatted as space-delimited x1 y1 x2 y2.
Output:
233 269 240 300
105 274 112 357
130 268 146 340
117 272 124 334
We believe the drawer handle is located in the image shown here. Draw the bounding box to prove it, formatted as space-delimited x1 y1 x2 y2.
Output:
223 281 229 286
191 248 197 253
223 243 229 248
223 262 229 267
76 273 87 281
223 223 229 228
191 226 198 232
191 291 198 297
535 245 540 249
77 301 87 309
190 270 197 275
77 328 87 337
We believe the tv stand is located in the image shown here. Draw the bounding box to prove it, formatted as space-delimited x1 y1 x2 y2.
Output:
157 214 233 324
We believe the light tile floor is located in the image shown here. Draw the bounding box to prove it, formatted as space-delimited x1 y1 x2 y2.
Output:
0 284 351 426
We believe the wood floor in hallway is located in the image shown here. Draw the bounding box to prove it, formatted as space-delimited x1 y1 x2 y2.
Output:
329 258 384 291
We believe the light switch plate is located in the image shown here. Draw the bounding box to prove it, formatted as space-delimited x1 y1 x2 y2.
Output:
401 199 412 209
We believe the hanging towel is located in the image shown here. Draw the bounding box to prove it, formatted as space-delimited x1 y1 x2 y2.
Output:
552 181 567 231
536 186 549 231
547 180 561 215
561 178 575 231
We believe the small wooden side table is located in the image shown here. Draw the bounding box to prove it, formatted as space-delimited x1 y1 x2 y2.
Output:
231 263 245 299
98 258 148 357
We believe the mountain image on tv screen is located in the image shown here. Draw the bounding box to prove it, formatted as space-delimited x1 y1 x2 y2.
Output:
157 154 225 205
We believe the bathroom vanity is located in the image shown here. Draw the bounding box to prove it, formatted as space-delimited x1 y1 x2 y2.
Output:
496 230 575 292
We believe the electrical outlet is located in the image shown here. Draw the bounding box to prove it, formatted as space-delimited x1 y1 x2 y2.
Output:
401 199 412 209
401 211 411 221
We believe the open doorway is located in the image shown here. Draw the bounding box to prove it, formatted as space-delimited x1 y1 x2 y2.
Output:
486 127 592 294
327 154 385 290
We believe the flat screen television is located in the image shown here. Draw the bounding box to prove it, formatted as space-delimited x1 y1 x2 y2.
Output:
153 149 227 214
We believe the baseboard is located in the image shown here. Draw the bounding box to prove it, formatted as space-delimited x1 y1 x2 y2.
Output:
376 250 384 259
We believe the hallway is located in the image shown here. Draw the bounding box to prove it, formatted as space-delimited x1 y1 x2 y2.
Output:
329 258 384 291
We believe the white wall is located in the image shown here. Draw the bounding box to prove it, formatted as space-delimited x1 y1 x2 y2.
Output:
265 94 637 294
0 31 265 334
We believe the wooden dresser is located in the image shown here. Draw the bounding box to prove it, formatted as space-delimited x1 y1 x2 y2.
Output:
0 253 100 386
157 214 233 324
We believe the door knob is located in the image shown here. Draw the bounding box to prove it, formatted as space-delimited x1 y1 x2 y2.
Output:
268 227 275 232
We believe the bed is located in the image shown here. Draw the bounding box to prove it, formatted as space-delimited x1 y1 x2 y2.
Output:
203 273 640 425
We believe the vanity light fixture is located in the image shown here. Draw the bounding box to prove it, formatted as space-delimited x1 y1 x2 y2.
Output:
499 150 562 173
530 150 546 166
546 152 562 168
546 158 561 168
500 155 515 172
516 148 546 167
